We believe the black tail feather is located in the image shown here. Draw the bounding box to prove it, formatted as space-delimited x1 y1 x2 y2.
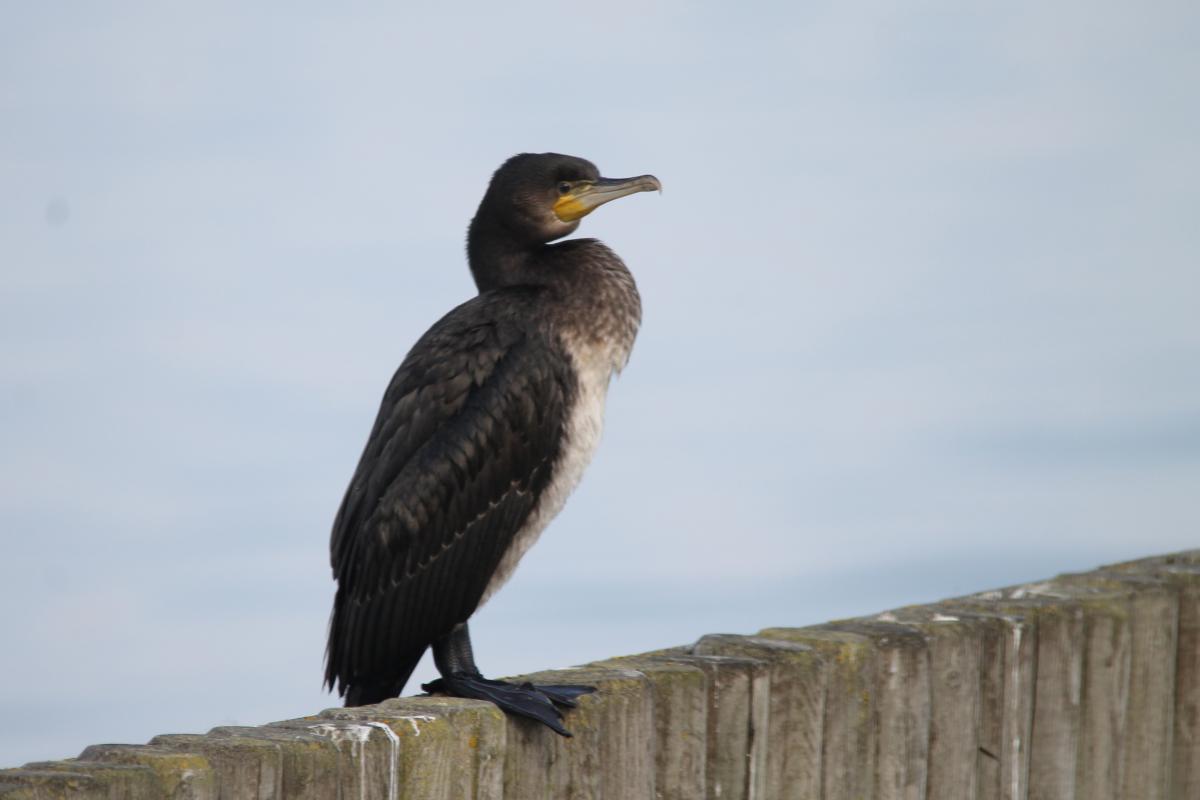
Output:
344 679 402 707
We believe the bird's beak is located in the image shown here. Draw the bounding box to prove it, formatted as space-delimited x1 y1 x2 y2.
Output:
554 174 662 222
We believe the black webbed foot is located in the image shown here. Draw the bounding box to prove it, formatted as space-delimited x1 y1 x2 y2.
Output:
532 683 595 709
422 673 595 737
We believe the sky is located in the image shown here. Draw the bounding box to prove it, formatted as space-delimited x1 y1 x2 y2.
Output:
2 1 1199 767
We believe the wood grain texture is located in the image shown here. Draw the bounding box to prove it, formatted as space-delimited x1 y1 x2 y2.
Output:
939 600 1037 800
644 653 771 800
1106 552 1200 800
7 550 1196 800
757 627 877 800
695 634 827 800
501 666 655 800
600 655 708 800
885 606 1008 800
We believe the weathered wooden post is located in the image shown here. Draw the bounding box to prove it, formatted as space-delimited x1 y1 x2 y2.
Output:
3 550 1196 800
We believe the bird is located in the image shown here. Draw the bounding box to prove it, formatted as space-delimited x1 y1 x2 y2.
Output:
324 153 660 736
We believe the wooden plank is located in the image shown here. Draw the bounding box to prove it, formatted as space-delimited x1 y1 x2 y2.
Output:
766 620 933 800
152 731 331 800
501 665 655 800
76 744 217 800
646 654 771 800
1074 594 1132 800
7 549 1200 798
307 697 508 800
600 655 708 800
1101 553 1200 800
884 605 1009 800
1026 602 1084 800
758 627 876 800
1168 570 1200 800
694 633 827 800
940 600 1036 800
960 568 1180 800
209 724 357 799
828 621 931 800
1069 573 1179 800
0 761 161 799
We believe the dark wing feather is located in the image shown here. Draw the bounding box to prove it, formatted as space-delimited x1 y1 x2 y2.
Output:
325 289 573 699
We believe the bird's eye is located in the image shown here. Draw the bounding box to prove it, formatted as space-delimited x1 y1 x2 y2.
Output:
557 182 572 195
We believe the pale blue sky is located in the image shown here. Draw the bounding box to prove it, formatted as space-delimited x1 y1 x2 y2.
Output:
3 1 1199 766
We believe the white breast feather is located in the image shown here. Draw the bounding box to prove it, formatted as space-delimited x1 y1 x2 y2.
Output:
478 339 617 604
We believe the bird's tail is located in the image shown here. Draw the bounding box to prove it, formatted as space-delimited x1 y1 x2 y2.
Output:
344 678 403 708
336 651 423 707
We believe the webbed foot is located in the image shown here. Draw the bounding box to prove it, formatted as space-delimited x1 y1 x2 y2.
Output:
422 673 595 737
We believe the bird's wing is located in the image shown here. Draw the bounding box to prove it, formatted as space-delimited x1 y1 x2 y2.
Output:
325 291 573 696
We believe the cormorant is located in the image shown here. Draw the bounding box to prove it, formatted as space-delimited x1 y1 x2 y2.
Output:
324 153 660 736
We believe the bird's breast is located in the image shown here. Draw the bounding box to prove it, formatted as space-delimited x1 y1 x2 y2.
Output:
477 253 641 605
477 319 635 606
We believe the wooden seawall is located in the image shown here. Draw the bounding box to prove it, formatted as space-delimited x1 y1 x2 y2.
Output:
3 550 1197 799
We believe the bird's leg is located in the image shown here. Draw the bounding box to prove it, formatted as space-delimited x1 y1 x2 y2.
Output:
422 622 595 737
430 620 482 678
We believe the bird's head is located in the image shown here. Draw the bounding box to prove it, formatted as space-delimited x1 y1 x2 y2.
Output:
475 152 661 245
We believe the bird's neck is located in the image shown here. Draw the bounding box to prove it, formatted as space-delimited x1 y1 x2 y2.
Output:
466 218 555 293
